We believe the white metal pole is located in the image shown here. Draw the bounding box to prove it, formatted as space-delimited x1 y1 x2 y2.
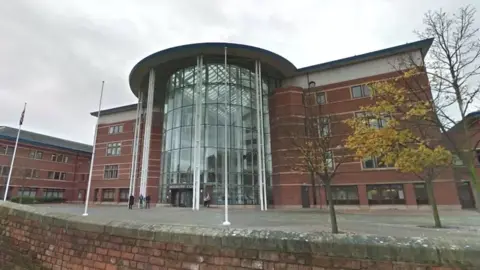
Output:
223 47 231 226
83 81 105 216
3 102 27 201
192 57 197 210
128 90 142 197
259 62 268 210
255 61 265 211
196 56 203 211
192 56 200 210
139 69 156 207
131 92 143 197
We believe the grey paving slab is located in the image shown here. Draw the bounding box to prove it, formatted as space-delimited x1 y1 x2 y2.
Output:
32 204 480 242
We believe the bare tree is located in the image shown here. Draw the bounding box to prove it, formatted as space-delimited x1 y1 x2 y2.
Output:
388 5 480 208
286 91 349 234
415 5 480 207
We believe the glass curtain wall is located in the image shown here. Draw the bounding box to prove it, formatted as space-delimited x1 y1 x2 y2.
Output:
160 62 274 205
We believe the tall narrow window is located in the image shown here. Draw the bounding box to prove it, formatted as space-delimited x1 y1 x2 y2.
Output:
106 143 122 156
104 165 119 179
316 92 326 105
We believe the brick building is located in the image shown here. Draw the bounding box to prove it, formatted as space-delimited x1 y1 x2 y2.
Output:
87 39 478 209
0 126 91 202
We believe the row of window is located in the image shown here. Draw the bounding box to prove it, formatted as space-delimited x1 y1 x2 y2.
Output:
329 183 429 205
17 188 65 198
0 145 70 163
93 188 129 202
314 84 371 105
0 166 88 181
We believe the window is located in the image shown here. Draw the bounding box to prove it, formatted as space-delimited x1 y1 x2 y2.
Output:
119 189 129 202
317 117 330 137
44 189 64 198
1 166 10 176
102 189 115 201
316 92 326 105
104 165 119 179
51 153 68 163
328 186 360 205
24 169 39 178
452 155 464 166
362 156 394 169
351 84 371 98
325 151 334 169
47 171 66 180
476 149 480 164
0 145 13 155
414 183 429 205
29 150 43 160
19 188 37 198
78 190 85 200
367 184 405 205
106 142 122 156
108 125 124 134
355 112 390 129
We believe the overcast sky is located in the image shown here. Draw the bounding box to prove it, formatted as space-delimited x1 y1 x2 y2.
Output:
1 0 479 144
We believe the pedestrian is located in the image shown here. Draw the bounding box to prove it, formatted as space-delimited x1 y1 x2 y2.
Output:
139 194 144 209
203 192 211 208
128 194 134 210
146 195 151 209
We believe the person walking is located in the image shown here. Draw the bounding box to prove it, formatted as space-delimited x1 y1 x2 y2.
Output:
203 192 211 208
128 194 135 210
139 194 144 209
145 195 151 209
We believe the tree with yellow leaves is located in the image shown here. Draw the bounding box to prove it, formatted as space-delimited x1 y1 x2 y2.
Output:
288 91 349 234
345 70 452 228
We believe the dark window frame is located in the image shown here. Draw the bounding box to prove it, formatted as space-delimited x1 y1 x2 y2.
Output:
351 84 371 98
102 189 115 202
367 184 406 205
104 165 119 179
327 185 360 205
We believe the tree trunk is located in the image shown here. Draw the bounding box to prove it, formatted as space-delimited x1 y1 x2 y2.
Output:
310 171 317 205
324 181 339 234
425 179 441 228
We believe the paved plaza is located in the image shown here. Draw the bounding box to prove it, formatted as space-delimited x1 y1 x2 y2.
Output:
33 204 480 242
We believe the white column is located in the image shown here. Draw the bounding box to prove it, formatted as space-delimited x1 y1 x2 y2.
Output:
140 69 155 198
193 56 203 210
255 60 265 211
196 56 203 211
129 91 143 197
258 62 268 210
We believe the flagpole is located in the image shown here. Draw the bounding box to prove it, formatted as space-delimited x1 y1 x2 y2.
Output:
222 47 231 226
3 102 27 201
83 81 105 216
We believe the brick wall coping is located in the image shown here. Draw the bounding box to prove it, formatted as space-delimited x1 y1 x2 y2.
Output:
1 202 479 268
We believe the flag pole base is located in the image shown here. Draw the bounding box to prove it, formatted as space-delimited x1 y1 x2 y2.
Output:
82 213 88 216
222 221 231 226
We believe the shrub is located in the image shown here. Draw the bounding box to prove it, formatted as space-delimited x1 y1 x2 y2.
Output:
10 197 66 204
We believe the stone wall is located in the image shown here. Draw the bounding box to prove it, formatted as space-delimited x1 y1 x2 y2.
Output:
0 202 478 270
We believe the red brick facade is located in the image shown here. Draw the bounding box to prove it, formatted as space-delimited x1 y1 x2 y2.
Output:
0 139 90 202
268 70 476 209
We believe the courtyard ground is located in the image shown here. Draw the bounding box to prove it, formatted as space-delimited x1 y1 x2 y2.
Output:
32 204 480 242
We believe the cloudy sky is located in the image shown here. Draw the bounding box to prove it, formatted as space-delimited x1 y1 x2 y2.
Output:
1 0 478 144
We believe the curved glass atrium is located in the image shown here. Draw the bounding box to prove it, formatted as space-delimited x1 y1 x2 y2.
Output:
160 62 274 206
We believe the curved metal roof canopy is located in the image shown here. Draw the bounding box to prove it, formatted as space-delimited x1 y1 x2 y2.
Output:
128 39 434 99
128 42 297 98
